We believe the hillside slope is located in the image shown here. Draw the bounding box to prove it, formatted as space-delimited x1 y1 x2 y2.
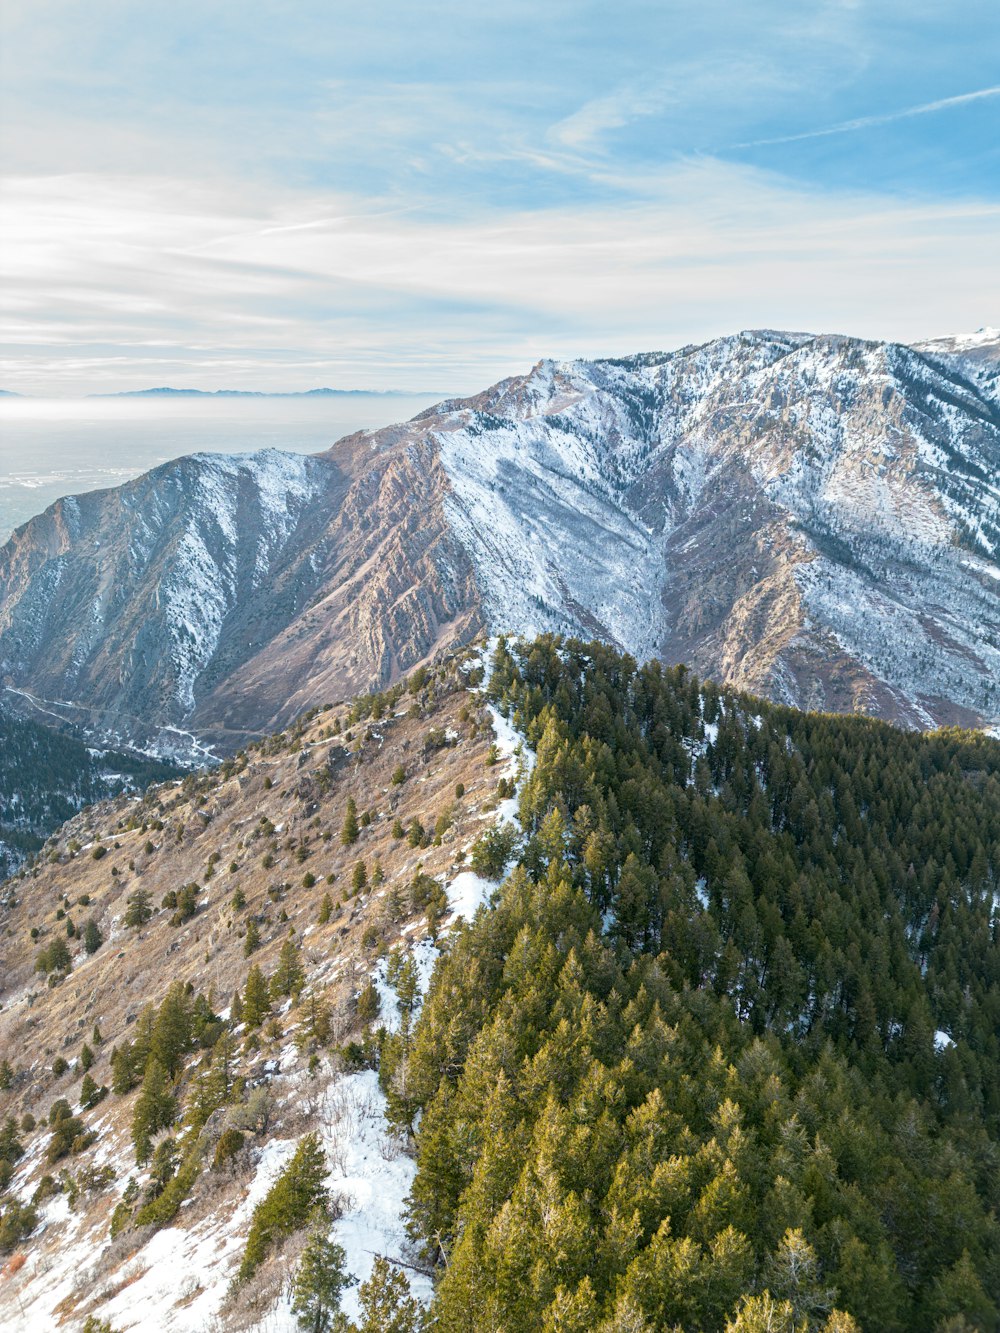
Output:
404 636 1000 1331
0 646 520 1330
2 637 998 1332
0 330 998 757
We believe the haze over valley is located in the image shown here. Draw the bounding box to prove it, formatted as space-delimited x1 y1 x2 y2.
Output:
0 393 442 542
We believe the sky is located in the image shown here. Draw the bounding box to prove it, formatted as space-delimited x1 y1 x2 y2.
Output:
0 1 998 395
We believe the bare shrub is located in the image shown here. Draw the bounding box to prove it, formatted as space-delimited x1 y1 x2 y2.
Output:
221 1231 307 1332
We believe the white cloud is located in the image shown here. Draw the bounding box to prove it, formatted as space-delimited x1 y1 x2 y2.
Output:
547 82 676 153
1 163 997 394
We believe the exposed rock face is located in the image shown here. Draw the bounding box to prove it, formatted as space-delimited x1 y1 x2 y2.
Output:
0 441 483 754
1 329 998 754
427 330 1000 729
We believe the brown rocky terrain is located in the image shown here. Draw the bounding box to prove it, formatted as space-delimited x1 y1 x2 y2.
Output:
0 431 482 759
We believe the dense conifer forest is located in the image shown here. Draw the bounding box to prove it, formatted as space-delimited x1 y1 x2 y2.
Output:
0 707 180 876
403 637 1000 1331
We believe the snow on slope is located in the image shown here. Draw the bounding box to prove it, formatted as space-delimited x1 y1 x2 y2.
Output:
439 380 670 664
3 689 536 1333
4 329 999 741
255 679 537 1331
434 334 1000 728
156 451 326 714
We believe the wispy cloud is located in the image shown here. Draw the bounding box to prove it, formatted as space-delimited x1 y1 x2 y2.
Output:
733 84 1000 149
0 3 996 392
2 165 997 394
547 82 675 153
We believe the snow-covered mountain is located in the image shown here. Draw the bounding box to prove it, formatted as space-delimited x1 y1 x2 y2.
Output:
1 328 998 754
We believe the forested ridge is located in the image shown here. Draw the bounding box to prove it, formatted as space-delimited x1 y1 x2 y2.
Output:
0 706 180 876
403 637 1000 1332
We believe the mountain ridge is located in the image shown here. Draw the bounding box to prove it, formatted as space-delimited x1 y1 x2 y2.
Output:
0 327 998 759
1 637 999 1331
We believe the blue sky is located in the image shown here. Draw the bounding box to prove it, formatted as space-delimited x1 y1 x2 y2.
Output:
1 0 997 392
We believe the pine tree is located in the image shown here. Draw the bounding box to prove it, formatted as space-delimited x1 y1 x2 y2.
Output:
318 893 333 924
83 919 103 954
0 1116 24 1165
355 1257 423 1333
147 1137 179 1198
291 1208 354 1332
724 1293 797 1333
356 979 381 1026
244 919 261 956
387 953 420 1036
243 964 271 1028
125 888 152 928
80 1072 103 1109
925 1250 999 1331
237 1132 329 1284
340 798 359 846
765 1229 834 1327
79 1042 94 1072
131 1058 176 1165
271 937 304 999
151 981 192 1077
111 1043 140 1096
540 1279 599 1332
279 1132 329 1222
36 935 71 975
185 1038 232 1133
301 994 331 1048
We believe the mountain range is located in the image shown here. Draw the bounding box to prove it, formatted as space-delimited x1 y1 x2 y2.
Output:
0 327 998 761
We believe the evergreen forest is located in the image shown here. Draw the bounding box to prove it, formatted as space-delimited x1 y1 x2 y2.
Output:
0 706 180 876
401 636 1000 1331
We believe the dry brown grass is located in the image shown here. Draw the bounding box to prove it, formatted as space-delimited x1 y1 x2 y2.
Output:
0 649 506 1326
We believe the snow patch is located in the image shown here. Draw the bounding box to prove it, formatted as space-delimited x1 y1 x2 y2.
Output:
444 870 494 924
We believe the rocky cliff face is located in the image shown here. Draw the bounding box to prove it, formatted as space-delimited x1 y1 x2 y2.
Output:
1 328 998 755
